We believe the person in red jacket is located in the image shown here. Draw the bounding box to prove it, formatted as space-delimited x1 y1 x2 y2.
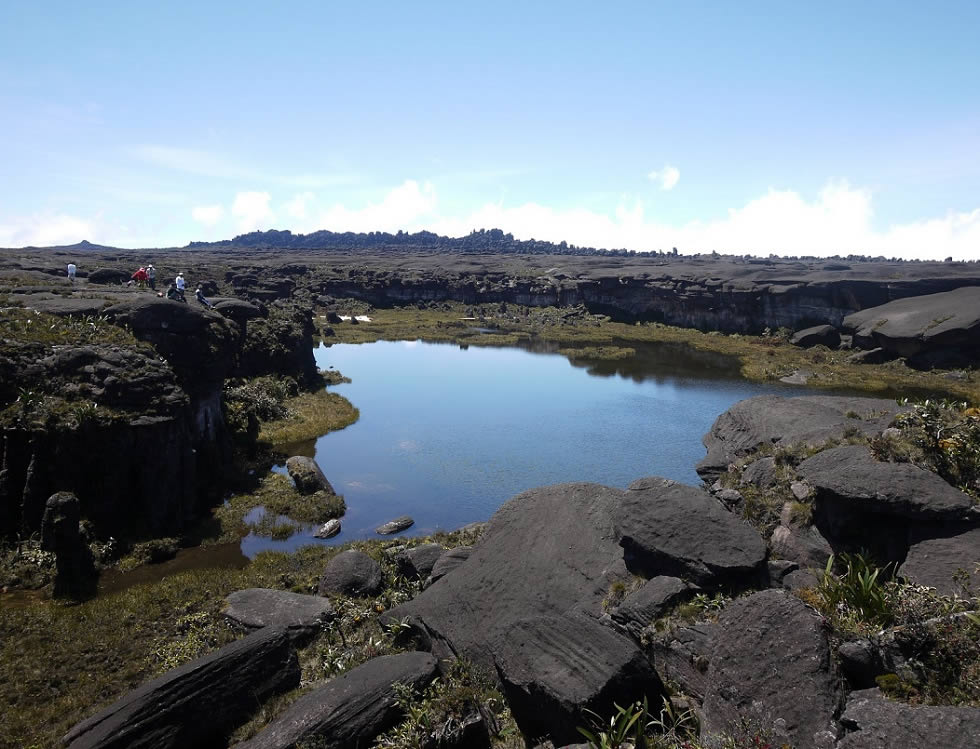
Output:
131 267 149 288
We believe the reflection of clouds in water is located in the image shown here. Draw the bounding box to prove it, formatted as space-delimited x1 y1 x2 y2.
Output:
402 340 419 348
398 439 419 451
345 479 395 492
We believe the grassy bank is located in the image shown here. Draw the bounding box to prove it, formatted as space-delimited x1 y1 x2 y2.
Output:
0 528 509 749
322 303 978 403
258 389 359 445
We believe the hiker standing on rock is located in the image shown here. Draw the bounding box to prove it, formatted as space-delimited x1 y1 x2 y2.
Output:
132 267 149 288
175 272 186 296
67 262 76 283
146 264 156 290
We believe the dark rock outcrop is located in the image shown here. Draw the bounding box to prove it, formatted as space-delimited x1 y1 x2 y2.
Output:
697 395 902 480
285 456 335 495
791 324 840 349
617 478 767 587
428 546 473 584
236 651 438 749
63 626 299 749
395 543 444 579
318 550 383 597
609 575 697 634
224 589 334 640
701 590 842 749
647 623 716 700
837 688 980 748
898 527 980 596
40 491 96 597
491 612 666 746
770 524 834 569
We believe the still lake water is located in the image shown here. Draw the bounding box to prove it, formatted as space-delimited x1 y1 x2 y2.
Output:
243 339 813 556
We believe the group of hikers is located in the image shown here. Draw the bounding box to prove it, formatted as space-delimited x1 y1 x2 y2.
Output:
65 262 214 309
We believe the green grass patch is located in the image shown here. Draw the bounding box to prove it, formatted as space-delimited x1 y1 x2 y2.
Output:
258 390 359 445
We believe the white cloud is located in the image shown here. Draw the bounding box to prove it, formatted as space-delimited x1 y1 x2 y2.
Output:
231 191 273 232
648 165 680 191
191 204 225 226
0 213 97 247
310 180 437 233
285 192 314 219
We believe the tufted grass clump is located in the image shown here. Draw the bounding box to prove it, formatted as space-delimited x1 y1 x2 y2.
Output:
815 553 894 629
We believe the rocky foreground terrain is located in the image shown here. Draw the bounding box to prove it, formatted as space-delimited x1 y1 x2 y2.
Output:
1 240 979 747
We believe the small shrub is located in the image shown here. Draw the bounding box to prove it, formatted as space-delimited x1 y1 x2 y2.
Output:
817 553 894 628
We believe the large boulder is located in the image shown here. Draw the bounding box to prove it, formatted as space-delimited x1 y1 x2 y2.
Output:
428 546 473 584
770 524 833 569
40 491 96 598
318 550 383 597
609 576 697 634
491 612 666 747
224 589 334 640
617 478 767 587
842 286 980 361
697 395 902 480
88 267 131 285
701 590 841 749
899 527 980 596
394 543 445 579
285 456 335 495
791 324 840 349
211 297 264 323
837 688 980 748
63 626 299 749
237 652 439 749
647 623 717 701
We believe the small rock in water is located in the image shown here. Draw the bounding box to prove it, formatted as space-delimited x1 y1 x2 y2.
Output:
314 519 341 539
375 515 414 535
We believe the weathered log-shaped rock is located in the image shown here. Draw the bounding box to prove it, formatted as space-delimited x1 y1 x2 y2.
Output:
610 576 697 634
491 613 666 747
702 590 841 749
224 589 334 639
285 456 335 495
236 652 438 749
318 550 382 597
63 626 299 749
697 395 901 480
617 478 767 587
838 688 980 748
394 543 444 579
313 518 341 539
899 527 980 596
375 515 414 535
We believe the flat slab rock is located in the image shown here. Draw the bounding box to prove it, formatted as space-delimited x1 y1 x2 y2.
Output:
237 651 439 749
318 550 383 597
63 626 299 749
618 477 767 586
697 395 901 480
375 515 414 534
491 612 665 747
224 588 334 637
837 688 980 748
702 589 841 749
798 445 975 520
899 527 980 597
610 575 697 632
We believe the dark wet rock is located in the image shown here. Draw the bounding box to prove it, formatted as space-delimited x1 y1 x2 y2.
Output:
899 527 980 596
318 550 383 597
837 688 980 748
697 395 902 481
395 543 444 579
63 626 299 749
313 518 341 539
647 623 716 701
40 491 95 598
618 477 767 587
285 456 335 495
610 575 697 634
791 324 840 349
491 612 666 747
236 651 438 749
428 545 473 584
767 559 799 587
843 286 980 361
702 590 842 749
375 515 414 535
224 588 334 639
770 524 834 569
741 456 778 489
798 445 975 561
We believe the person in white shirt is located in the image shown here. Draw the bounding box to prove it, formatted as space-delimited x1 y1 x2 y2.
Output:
67 263 76 282
175 273 186 293
147 264 156 290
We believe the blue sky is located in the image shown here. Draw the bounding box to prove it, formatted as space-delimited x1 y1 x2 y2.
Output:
1 1 978 258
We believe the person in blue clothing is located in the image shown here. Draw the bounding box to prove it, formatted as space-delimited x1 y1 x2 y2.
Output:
195 286 215 310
